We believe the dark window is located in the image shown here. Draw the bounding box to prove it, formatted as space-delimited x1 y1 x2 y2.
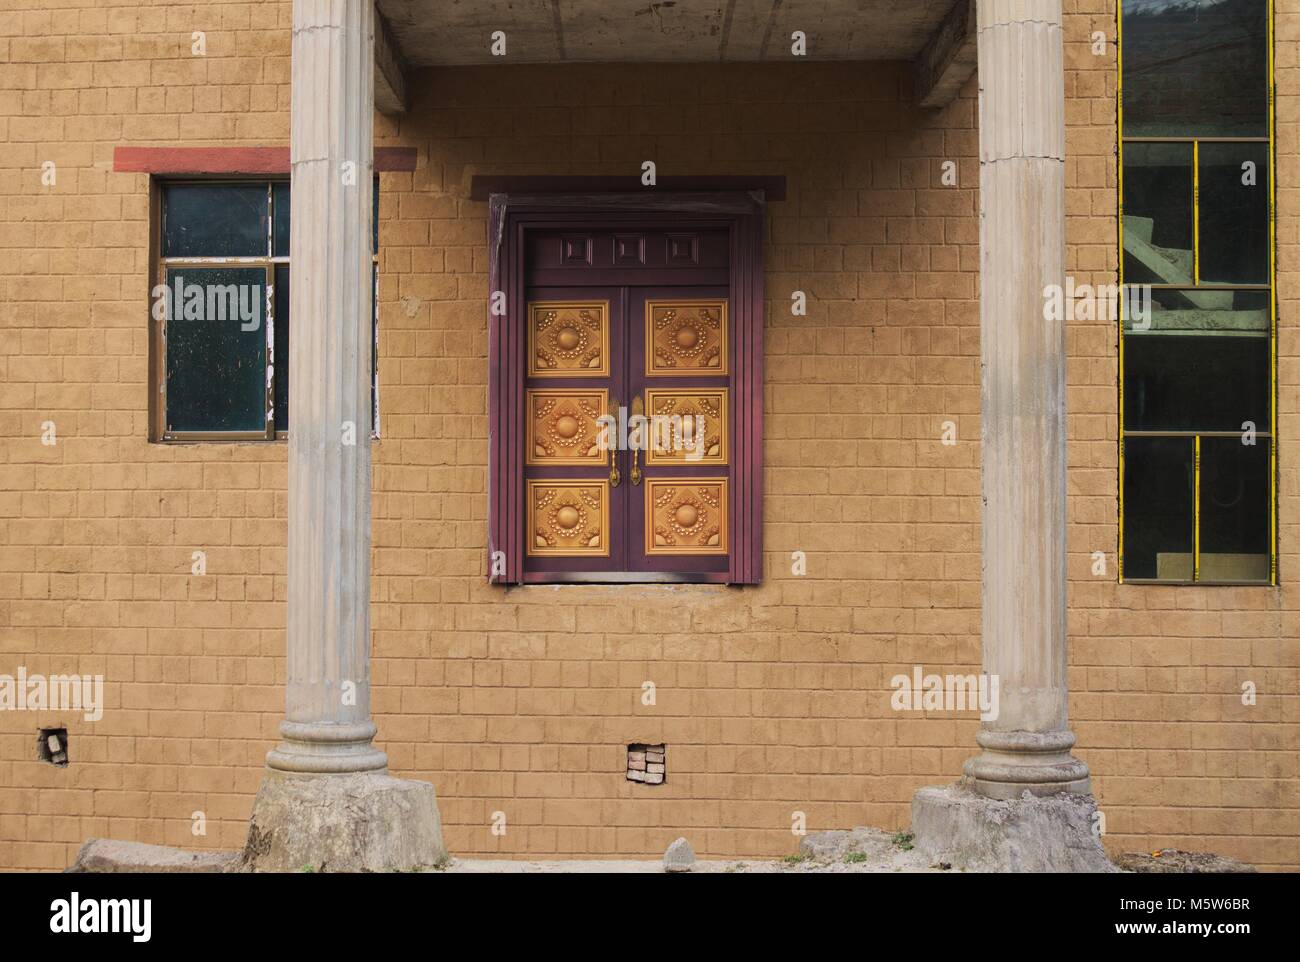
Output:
164 266 268 433
163 183 268 258
1121 0 1268 138
273 264 291 433
272 182 290 258
1199 437 1270 581
155 180 379 440
1124 335 1269 432
1122 143 1192 286
1198 143 1269 285
1123 437 1194 581
1120 0 1274 584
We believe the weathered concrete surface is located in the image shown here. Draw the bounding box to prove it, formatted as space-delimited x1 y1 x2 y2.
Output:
966 0 1091 801
241 771 446 873
67 837 1254 874
912 784 1117 873
68 839 238 874
799 826 899 861
663 837 695 873
376 0 961 64
444 856 943 873
1117 850 1257 874
915 0 976 107
798 829 857 859
374 8 408 114
271 0 388 780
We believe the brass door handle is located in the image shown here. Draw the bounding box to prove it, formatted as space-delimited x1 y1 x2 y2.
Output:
630 393 643 485
608 396 620 487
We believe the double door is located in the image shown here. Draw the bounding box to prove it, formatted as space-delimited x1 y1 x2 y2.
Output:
523 233 733 580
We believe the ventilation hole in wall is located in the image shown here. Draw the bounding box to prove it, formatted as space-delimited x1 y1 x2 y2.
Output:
627 743 665 784
38 727 69 767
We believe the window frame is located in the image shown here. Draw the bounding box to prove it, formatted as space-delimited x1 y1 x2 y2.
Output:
149 176 380 443
485 191 766 586
1117 0 1278 586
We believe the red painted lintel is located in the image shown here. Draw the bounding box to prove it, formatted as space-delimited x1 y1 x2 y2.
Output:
113 145 418 174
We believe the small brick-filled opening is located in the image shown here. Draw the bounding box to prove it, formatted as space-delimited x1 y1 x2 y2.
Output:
627 743 665 784
38 727 68 767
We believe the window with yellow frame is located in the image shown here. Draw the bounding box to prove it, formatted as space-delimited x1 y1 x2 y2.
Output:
1119 0 1276 584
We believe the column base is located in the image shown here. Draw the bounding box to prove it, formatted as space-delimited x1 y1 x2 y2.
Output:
264 720 389 774
241 769 447 873
962 728 1091 799
912 780 1116 872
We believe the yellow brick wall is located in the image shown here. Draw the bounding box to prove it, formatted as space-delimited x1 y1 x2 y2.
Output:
0 0 1296 870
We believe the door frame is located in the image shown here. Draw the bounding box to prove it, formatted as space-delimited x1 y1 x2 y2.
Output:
487 190 766 585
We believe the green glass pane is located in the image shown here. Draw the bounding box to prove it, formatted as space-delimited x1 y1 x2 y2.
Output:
272 183 290 258
1123 143 1193 286
1124 287 1270 333
164 267 267 433
1123 437 1194 581
163 183 268 257
274 265 289 432
1122 0 1268 137
1124 334 1269 431
1199 437 1270 582
1199 142 1269 285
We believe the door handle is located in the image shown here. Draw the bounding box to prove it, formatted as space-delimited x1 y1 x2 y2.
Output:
608 395 620 488
630 393 643 486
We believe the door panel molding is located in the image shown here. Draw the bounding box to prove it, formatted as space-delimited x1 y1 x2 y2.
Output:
525 388 608 466
527 299 610 377
527 479 611 557
645 478 729 555
644 299 729 376
645 388 728 466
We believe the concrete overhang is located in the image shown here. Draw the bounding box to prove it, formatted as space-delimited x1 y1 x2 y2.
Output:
372 0 976 112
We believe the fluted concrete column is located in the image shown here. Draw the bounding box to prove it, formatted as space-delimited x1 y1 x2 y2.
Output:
962 0 1090 799
245 0 442 873
267 0 384 775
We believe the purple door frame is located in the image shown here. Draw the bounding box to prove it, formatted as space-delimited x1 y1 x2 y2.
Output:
487 190 767 586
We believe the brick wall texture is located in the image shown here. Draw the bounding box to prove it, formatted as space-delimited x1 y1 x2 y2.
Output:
1 0 1297 870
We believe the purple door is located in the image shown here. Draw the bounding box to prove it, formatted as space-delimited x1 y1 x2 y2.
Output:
523 229 733 582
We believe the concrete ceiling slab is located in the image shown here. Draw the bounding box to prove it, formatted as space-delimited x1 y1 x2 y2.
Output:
376 0 963 65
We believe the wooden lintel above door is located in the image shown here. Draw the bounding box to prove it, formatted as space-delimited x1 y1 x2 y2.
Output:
470 175 786 202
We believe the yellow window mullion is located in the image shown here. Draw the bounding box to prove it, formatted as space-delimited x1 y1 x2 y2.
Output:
1193 435 1201 583
1117 0 1125 583
1192 139 1200 286
1269 0 1278 585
